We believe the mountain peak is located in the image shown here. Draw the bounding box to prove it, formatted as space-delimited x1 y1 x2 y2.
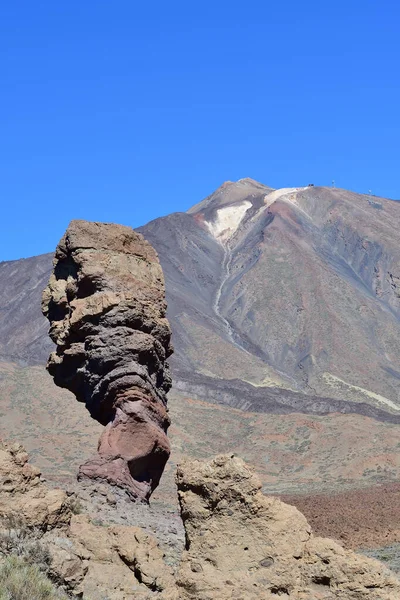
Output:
237 176 267 186
219 177 268 188
187 178 273 215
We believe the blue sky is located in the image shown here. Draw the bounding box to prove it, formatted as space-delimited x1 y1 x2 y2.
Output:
1 1 399 260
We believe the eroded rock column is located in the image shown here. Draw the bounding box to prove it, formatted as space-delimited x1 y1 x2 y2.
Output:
42 220 173 501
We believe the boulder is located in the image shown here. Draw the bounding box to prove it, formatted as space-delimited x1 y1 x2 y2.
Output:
174 455 400 600
45 514 175 600
0 440 70 529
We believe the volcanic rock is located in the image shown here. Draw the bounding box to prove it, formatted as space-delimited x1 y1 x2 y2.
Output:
174 455 400 599
45 513 176 600
0 441 399 600
42 220 173 501
0 441 176 599
0 440 70 529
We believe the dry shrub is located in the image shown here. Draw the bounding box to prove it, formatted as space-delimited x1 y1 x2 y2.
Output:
0 515 51 572
68 496 82 515
0 555 67 600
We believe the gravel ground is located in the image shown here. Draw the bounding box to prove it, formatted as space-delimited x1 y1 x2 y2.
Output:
281 482 400 550
361 544 400 574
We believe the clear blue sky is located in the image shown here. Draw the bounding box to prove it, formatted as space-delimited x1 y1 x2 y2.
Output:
1 1 399 260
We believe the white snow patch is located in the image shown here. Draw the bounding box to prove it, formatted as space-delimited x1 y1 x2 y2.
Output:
264 187 307 208
205 201 252 243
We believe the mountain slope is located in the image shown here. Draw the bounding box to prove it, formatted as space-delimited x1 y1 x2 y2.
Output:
2 178 400 415
141 179 400 412
0 253 54 363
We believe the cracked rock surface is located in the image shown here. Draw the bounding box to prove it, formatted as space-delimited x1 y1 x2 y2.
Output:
42 220 173 501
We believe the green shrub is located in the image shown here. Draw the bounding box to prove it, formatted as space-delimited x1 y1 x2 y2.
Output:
68 496 83 515
0 555 67 600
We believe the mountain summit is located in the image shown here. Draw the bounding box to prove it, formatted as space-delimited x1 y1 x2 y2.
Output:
188 178 274 244
142 179 400 413
187 177 273 215
2 179 400 418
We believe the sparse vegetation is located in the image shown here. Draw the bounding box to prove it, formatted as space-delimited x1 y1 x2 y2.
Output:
0 555 67 600
0 515 51 573
0 516 71 599
361 543 400 574
68 496 83 515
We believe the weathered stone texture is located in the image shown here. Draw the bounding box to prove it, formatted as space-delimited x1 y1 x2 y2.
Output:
0 440 70 529
42 220 173 501
0 442 399 600
45 513 176 600
174 455 400 600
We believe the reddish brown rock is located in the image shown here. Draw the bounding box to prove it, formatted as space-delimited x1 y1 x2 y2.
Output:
42 220 173 501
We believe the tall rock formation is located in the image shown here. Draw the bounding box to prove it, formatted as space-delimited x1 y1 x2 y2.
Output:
42 220 173 501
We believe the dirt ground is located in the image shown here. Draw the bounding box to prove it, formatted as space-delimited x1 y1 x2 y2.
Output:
282 482 400 550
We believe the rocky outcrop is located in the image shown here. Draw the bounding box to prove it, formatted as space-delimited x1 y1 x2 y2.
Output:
42 220 173 501
0 440 70 529
45 513 175 600
0 440 176 599
0 441 399 600
174 455 400 600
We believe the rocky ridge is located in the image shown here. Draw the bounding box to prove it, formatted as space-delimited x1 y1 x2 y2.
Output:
41 220 173 501
0 442 398 600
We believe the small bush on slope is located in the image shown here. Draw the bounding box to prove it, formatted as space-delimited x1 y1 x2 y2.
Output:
0 515 51 573
0 555 67 600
